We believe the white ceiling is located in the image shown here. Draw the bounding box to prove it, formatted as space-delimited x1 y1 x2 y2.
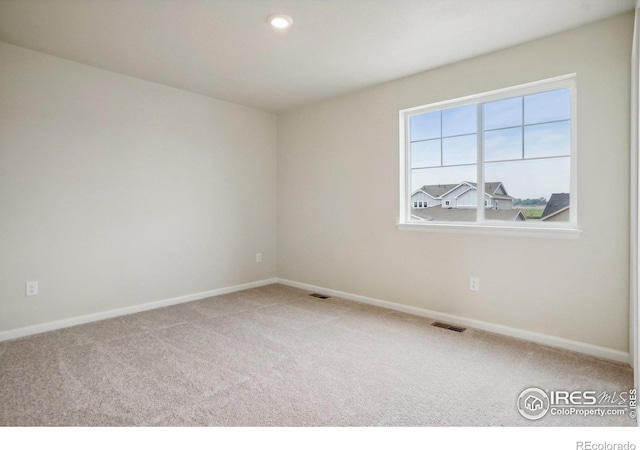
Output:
0 0 635 112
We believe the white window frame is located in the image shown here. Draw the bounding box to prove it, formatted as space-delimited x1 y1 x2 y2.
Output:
398 74 581 239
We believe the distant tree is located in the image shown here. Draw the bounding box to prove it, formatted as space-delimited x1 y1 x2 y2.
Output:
514 197 547 206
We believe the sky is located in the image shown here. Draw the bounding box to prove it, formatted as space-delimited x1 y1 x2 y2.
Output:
409 88 571 200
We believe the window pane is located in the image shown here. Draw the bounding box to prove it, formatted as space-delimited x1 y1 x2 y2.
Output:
483 97 522 130
410 166 477 223
442 104 476 137
403 77 575 229
410 111 440 141
484 127 522 162
484 157 570 222
524 88 571 125
411 140 440 168
443 134 477 166
524 121 570 158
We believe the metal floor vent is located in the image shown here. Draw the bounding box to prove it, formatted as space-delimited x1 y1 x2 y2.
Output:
309 293 331 299
432 322 466 333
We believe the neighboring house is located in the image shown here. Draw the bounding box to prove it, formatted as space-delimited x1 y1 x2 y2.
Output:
411 181 515 210
410 183 458 209
540 193 570 222
410 181 526 222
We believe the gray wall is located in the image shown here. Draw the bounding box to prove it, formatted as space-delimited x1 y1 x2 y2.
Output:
0 42 277 331
277 13 633 352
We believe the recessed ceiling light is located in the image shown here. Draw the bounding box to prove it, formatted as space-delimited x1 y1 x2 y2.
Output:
268 14 293 30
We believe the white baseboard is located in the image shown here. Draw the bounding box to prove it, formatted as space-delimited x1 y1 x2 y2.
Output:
277 278 630 365
0 277 278 342
2 276 630 365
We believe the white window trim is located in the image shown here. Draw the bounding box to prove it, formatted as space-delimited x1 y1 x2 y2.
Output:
397 74 580 239
397 222 581 239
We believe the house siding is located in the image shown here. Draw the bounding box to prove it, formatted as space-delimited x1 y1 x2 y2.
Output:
495 199 513 210
411 191 433 208
457 188 477 208
441 184 469 207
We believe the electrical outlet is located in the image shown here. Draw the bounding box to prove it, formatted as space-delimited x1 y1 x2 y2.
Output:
26 281 38 296
256 252 262 263
469 277 479 292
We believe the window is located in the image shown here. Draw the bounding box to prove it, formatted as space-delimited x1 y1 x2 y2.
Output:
399 75 579 238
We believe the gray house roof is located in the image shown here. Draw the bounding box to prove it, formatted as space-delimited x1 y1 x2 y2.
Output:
415 181 514 200
411 206 526 222
464 182 514 199
418 183 460 198
541 193 570 219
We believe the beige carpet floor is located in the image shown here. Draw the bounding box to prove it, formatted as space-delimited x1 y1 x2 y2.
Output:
0 284 634 426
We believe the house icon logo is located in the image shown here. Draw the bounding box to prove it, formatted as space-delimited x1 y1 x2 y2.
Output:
525 395 544 411
517 387 550 420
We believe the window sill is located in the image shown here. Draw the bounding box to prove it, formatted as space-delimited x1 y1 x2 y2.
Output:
396 222 582 239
